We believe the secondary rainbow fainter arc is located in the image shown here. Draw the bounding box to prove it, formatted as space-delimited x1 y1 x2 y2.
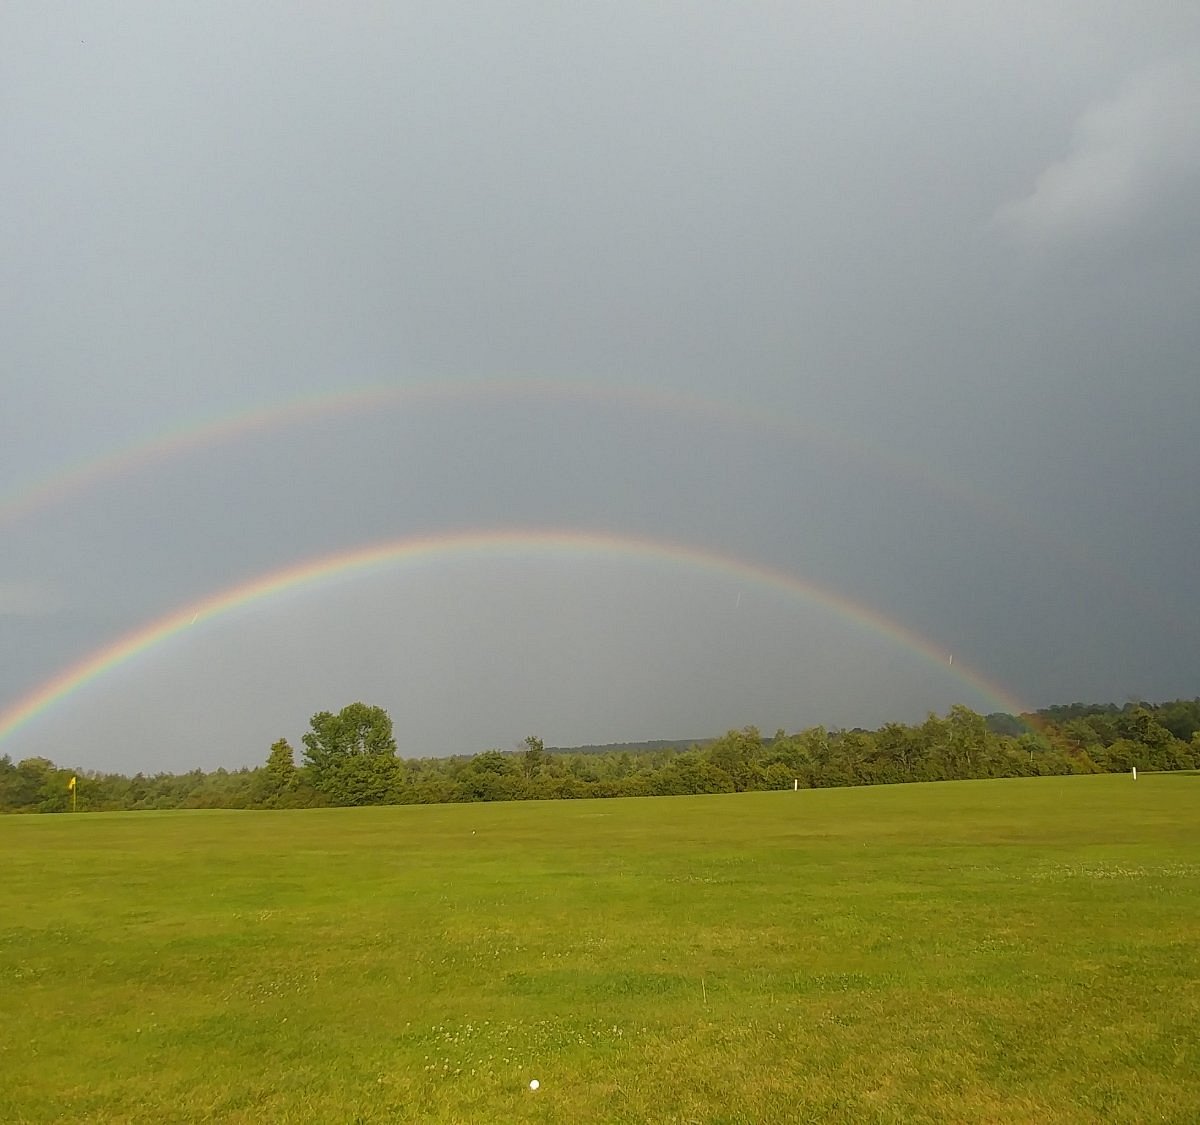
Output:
0 376 1020 534
0 376 1168 635
0 529 1036 749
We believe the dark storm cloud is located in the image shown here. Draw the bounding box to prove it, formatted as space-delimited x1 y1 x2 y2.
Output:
2 3 1197 769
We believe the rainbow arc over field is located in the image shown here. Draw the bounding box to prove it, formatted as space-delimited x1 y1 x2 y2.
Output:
0 376 1164 632
0 376 1008 528
0 529 1034 749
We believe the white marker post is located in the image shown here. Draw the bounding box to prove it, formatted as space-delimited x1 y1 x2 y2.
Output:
1132 767 1137 781
793 778 798 791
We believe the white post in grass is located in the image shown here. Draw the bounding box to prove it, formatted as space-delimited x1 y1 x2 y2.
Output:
793 778 798 791
1132 766 1137 781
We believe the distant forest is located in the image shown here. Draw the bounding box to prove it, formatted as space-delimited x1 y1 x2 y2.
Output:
3 698 1198 814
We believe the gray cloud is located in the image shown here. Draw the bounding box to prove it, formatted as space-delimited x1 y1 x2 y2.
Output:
0 581 64 618
2 3 1198 771
995 56 1200 242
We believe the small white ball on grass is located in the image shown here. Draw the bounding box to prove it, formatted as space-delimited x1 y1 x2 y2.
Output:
529 1079 540 1091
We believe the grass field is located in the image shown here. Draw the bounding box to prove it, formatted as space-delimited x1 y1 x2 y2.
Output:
2 775 1198 1123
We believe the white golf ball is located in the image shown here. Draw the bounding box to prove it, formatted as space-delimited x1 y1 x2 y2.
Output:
529 1079 540 1091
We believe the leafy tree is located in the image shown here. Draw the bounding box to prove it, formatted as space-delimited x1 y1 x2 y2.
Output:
1115 707 1175 752
266 737 297 784
1158 699 1200 742
252 738 298 807
828 730 872 786
706 727 763 791
0 755 21 811
9 695 1200 816
522 735 546 779
460 750 520 802
763 761 797 789
874 723 923 781
8 757 55 811
985 712 1026 737
302 702 400 805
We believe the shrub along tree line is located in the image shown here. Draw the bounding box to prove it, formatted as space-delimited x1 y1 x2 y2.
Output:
2 698 1198 813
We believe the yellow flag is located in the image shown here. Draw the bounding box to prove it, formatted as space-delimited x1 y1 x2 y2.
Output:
68 776 76 791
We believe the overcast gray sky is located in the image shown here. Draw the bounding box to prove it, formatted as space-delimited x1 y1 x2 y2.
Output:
3 2 1198 773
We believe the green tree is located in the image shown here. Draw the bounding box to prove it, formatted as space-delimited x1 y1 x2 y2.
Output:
1116 707 1176 753
522 735 546 779
0 754 22 812
252 738 298 807
302 703 400 805
706 727 763 791
460 750 521 802
8 757 55 811
829 730 873 786
1158 699 1200 742
945 705 991 777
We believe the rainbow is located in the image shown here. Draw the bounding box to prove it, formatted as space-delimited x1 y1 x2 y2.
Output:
1 376 1165 631
0 376 1008 530
0 529 1033 748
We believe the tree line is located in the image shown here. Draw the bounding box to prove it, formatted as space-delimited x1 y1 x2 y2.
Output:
2 697 1198 814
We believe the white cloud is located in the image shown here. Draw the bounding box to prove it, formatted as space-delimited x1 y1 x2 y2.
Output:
995 57 1200 242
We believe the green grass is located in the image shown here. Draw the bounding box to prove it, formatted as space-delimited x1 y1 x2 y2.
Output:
2 775 1198 1123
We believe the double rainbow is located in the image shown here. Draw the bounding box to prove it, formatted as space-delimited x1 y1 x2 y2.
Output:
0 529 1031 749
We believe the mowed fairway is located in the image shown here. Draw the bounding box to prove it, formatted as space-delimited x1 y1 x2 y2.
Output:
3 776 1199 1123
